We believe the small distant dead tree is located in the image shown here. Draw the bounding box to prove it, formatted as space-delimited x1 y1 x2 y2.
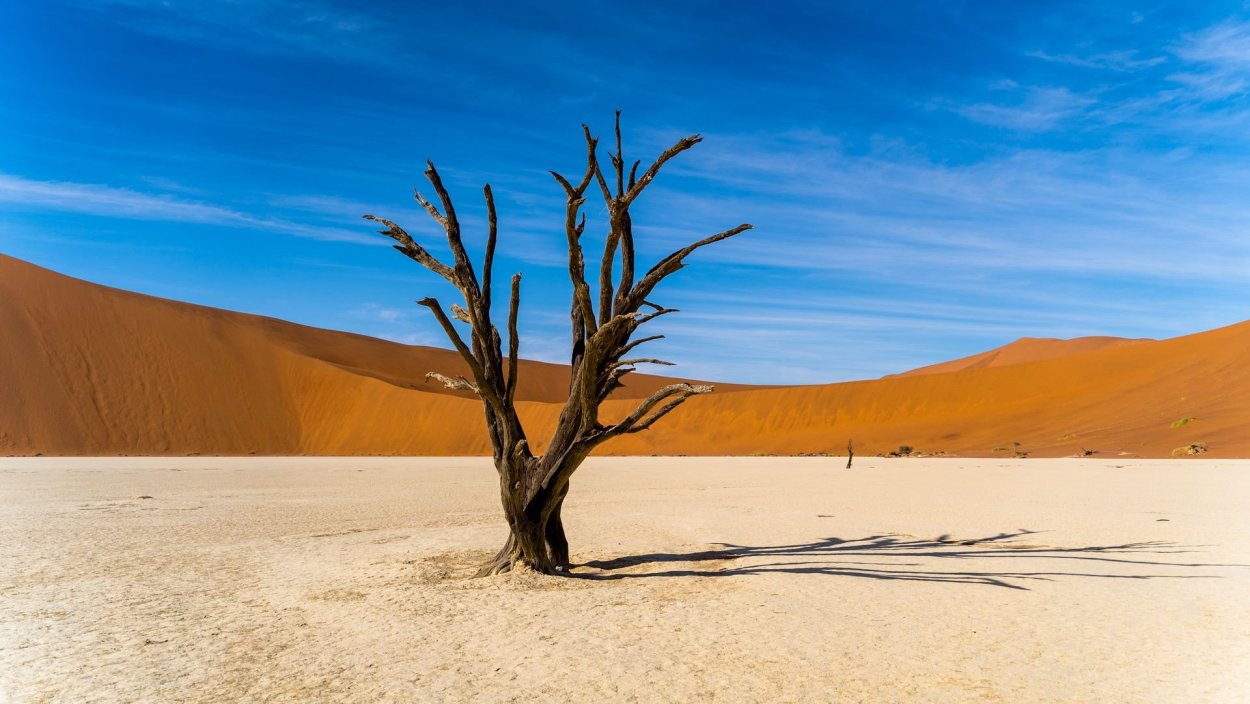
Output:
365 113 752 576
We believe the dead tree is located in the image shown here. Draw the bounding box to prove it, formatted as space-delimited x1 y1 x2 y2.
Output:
364 113 752 576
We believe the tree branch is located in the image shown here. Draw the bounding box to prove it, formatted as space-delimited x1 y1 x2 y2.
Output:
635 307 678 326
615 208 635 315
481 184 497 310
624 134 703 204
578 125 600 195
551 179 597 336
422 161 479 294
612 358 675 368
612 109 624 199
362 215 456 284
505 273 521 406
622 389 708 434
599 365 634 399
609 382 713 436
586 125 612 204
550 170 577 197
450 303 472 323
411 189 448 227
598 223 620 327
417 297 502 413
630 223 753 306
619 334 664 356
425 372 479 394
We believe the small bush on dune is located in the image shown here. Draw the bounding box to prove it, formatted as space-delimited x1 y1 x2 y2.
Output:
1170 416 1196 428
1171 442 1208 456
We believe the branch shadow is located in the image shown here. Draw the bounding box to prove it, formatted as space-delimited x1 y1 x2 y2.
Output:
572 529 1247 590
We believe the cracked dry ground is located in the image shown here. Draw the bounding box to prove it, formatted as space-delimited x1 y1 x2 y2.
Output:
2 457 1249 703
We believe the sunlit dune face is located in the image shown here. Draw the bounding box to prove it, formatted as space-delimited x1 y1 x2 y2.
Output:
1 253 1245 458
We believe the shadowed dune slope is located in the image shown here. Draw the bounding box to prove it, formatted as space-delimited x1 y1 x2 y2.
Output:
0 255 731 455
2 254 1246 457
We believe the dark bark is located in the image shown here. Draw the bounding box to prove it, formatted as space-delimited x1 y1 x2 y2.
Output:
365 114 752 577
544 484 571 569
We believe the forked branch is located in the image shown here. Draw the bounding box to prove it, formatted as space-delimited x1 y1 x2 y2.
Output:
625 134 703 204
363 215 456 284
420 162 479 296
609 382 713 436
426 372 479 393
630 223 753 307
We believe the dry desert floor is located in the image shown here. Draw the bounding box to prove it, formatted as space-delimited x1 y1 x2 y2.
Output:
2 457 1249 703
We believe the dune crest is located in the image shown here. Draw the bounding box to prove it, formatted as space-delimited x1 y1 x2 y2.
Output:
889 335 1151 378
2 254 1246 457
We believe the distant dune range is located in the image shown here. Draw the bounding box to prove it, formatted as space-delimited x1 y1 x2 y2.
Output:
2 254 1245 457
884 335 1151 378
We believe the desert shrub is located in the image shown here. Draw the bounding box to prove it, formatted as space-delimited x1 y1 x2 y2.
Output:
1170 416 1196 428
1171 442 1208 456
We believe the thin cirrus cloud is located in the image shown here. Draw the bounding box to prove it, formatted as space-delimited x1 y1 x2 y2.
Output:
0 173 374 244
1173 19 1250 71
69 0 389 62
952 18 1250 133
5 4 1250 383
952 86 1097 131
1026 49 1167 72
645 131 1250 282
1169 19 1250 100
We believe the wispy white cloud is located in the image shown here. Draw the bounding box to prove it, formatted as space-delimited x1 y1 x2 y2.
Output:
12 6 1250 384
267 193 392 219
658 133 1249 265
0 173 373 243
350 302 406 323
950 18 1250 137
1174 19 1250 70
1169 20 1250 100
71 0 390 62
953 86 1096 131
137 175 211 196
1027 49 1166 72
612 118 1249 381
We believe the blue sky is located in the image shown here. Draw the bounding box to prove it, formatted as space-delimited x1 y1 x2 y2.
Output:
2 1 1248 384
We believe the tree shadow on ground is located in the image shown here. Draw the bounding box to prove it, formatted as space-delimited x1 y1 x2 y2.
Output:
573 530 1246 589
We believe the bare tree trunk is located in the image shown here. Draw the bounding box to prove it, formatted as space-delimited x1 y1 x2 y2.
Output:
475 506 556 575
367 113 751 580
544 484 571 569
475 534 516 578
474 457 573 576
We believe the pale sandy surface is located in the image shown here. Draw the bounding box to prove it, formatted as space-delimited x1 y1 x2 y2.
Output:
2 457 1248 703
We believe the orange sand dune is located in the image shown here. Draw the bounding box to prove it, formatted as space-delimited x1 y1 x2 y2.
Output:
889 335 1150 378
2 254 1246 457
0 255 727 454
